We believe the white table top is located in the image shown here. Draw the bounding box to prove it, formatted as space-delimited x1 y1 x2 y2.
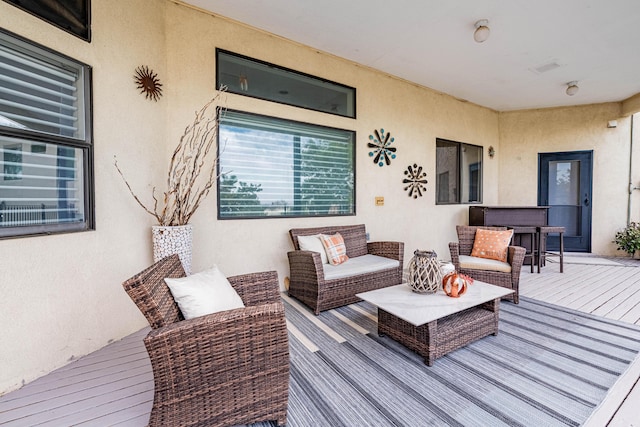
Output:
356 281 513 327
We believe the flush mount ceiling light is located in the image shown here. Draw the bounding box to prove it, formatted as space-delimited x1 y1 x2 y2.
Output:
473 19 490 43
566 81 579 96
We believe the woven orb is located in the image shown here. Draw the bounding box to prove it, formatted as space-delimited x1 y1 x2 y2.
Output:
408 250 442 293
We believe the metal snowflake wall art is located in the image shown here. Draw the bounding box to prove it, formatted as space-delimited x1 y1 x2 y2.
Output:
368 128 397 166
134 65 163 101
403 164 428 198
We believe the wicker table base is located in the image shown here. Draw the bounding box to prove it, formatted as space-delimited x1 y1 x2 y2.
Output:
357 282 513 366
378 299 499 366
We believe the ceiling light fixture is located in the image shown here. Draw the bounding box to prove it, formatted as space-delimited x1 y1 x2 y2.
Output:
473 19 490 43
566 81 579 96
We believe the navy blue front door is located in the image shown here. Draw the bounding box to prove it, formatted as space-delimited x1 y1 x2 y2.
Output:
538 151 593 252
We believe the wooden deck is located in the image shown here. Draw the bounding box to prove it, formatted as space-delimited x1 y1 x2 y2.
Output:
519 255 640 426
1 255 639 426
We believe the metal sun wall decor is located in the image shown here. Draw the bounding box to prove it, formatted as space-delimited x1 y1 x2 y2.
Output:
403 164 428 198
134 65 163 101
368 128 397 166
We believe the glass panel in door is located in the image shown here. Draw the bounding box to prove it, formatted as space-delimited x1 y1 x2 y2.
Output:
547 160 581 236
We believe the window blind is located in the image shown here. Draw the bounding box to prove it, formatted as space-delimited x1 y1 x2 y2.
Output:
218 110 355 218
0 35 84 139
0 29 91 238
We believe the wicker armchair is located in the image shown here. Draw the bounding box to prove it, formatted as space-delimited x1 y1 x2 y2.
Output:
122 254 289 427
449 225 526 304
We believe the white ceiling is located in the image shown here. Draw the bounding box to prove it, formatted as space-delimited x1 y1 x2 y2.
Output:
182 0 640 112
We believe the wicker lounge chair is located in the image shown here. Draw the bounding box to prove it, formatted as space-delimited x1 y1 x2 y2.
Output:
288 224 404 314
122 254 289 427
449 225 526 304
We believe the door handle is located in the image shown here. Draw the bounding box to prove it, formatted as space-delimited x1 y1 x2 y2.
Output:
584 193 590 206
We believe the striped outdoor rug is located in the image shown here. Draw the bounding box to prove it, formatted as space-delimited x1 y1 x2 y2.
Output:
248 296 640 427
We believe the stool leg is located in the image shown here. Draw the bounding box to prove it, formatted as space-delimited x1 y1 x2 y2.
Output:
531 232 536 273
559 232 564 273
537 231 542 273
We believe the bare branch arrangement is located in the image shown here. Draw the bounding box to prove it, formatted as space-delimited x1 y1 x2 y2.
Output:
115 88 227 226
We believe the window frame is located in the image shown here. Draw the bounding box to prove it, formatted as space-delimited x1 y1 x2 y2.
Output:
216 48 356 119
0 28 94 239
216 109 356 220
435 138 483 205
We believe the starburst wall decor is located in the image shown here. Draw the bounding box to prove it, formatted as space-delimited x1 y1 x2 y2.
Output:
403 164 428 198
134 65 163 101
368 128 397 166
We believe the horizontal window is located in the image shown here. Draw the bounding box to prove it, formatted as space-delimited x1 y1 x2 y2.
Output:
218 110 355 219
216 49 356 118
0 29 93 238
436 138 482 204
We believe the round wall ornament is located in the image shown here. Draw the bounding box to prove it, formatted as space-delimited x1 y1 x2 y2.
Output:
134 65 163 101
368 128 397 166
403 164 428 198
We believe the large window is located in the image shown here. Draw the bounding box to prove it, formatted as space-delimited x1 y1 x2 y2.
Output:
218 110 355 219
436 138 482 204
0 29 93 238
216 49 356 118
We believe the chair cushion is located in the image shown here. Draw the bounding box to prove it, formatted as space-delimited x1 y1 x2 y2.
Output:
297 234 328 264
164 266 245 319
320 233 349 265
470 228 513 262
323 254 400 280
459 255 512 273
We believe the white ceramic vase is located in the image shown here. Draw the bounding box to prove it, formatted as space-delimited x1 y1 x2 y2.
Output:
152 224 193 275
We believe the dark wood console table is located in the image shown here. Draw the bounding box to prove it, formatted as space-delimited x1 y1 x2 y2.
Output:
469 206 550 266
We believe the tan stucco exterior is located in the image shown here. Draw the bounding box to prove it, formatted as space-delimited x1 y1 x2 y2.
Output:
0 0 638 394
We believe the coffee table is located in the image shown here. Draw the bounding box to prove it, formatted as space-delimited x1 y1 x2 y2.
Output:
356 281 513 366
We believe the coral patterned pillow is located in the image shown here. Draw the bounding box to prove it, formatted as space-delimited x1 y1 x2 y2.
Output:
320 233 349 265
470 229 513 262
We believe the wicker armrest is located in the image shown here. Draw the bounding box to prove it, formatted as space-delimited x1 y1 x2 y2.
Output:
228 270 281 307
287 250 325 282
145 301 286 344
367 241 404 262
449 242 461 269
507 245 526 279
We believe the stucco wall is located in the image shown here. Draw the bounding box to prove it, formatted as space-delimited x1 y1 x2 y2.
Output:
498 104 635 255
0 0 169 394
0 0 499 394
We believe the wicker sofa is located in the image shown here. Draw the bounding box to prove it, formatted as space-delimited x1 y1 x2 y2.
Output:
288 224 404 314
122 254 290 427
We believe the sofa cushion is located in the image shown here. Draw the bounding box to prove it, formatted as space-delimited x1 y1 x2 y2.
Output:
320 233 349 265
323 254 400 280
297 234 328 264
459 255 512 273
471 228 513 262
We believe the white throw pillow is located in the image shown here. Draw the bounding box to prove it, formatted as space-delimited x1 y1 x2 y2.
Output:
164 266 245 319
297 234 329 264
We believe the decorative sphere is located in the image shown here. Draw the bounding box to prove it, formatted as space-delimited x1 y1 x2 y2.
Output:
442 272 473 298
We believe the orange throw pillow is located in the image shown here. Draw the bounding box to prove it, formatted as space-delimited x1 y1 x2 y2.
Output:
470 229 513 262
320 233 349 265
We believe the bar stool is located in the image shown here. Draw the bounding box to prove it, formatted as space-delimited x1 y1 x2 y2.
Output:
505 226 538 273
537 226 565 273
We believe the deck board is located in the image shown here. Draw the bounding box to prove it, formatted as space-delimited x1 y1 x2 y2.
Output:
0 256 639 426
